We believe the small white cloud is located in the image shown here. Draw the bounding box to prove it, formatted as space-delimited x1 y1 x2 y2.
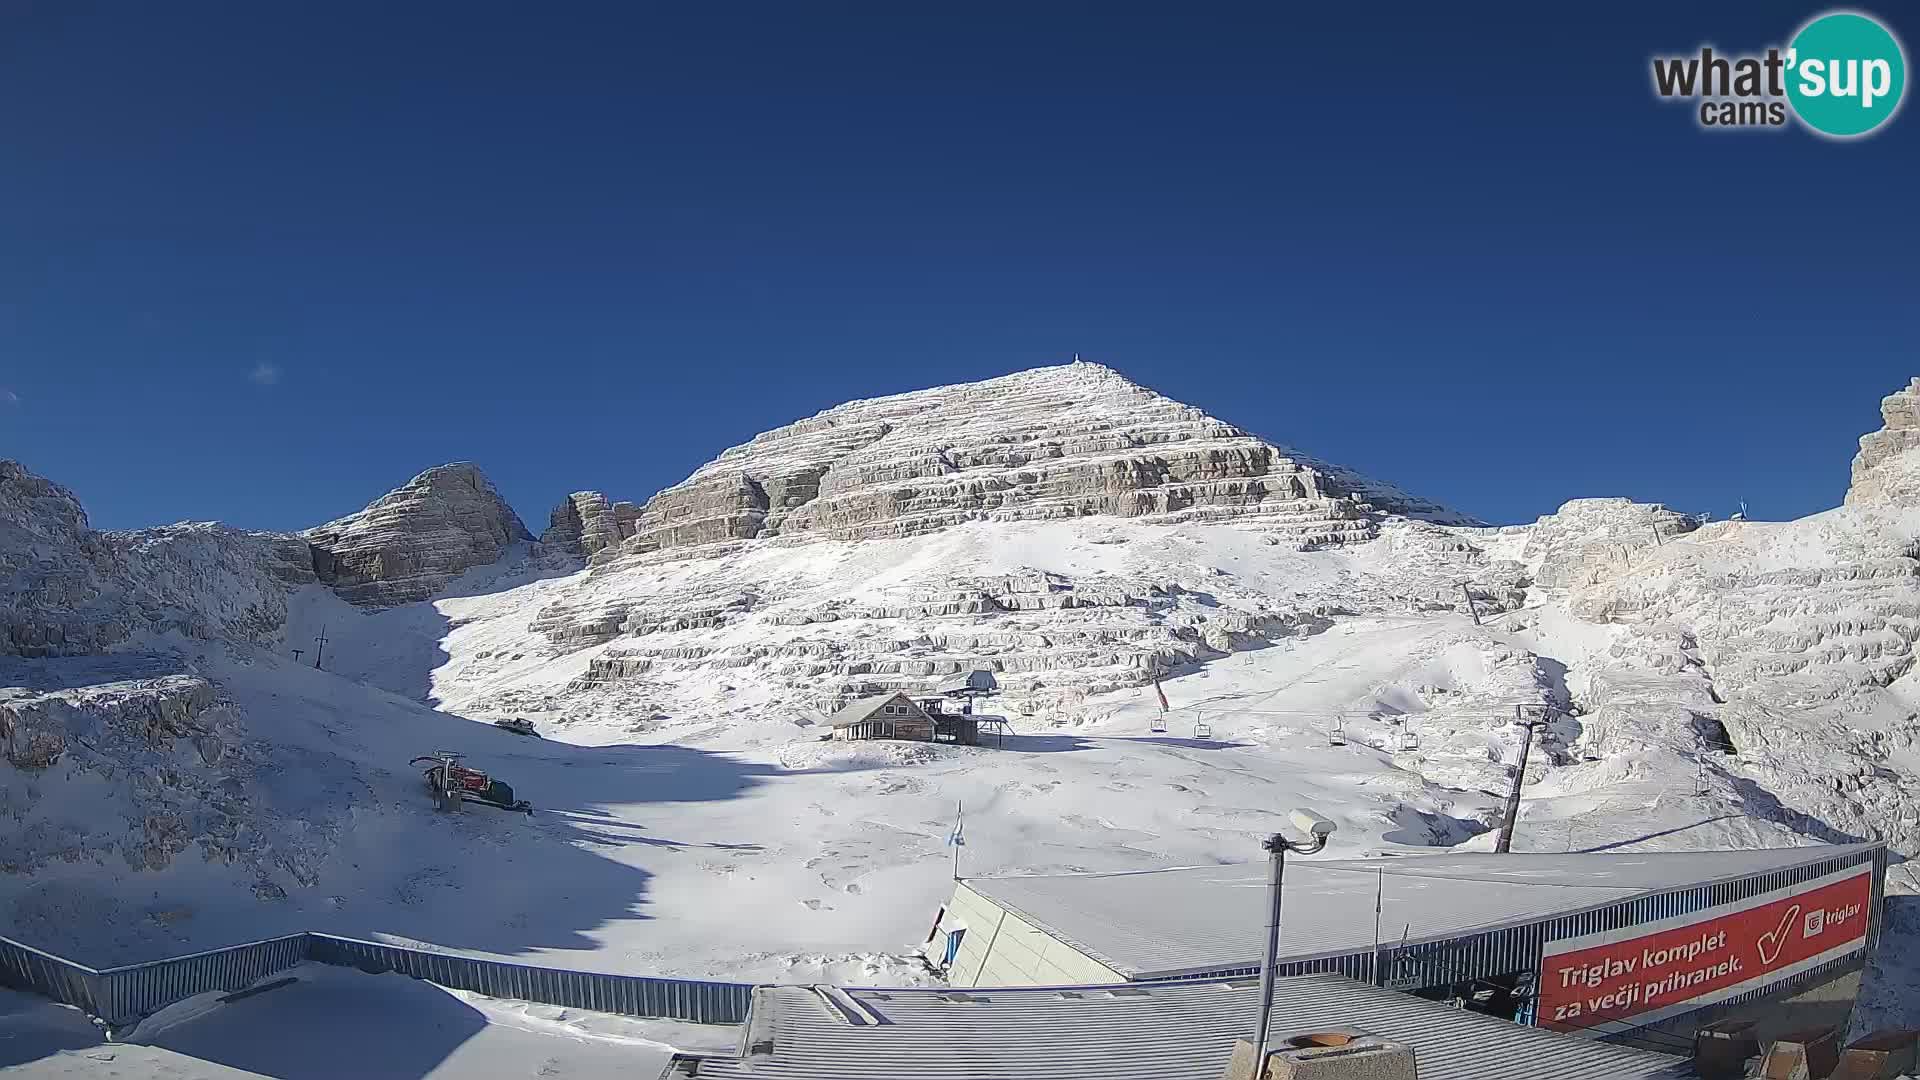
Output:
2 389 18 404
249 363 282 386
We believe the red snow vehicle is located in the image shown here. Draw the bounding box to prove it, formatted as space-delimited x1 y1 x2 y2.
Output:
410 751 533 815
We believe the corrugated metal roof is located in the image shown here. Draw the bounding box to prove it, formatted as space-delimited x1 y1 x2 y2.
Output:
672 974 1691 1080
966 844 1879 979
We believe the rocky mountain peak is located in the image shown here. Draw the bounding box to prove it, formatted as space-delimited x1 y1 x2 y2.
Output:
303 463 532 607
1847 377 1920 508
1 459 94 543
541 491 642 560
551 363 1473 562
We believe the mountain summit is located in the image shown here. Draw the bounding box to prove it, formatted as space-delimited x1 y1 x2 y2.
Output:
542 361 1475 561
304 463 532 607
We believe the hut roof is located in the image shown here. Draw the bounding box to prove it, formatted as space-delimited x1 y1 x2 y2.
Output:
935 669 998 695
827 692 925 728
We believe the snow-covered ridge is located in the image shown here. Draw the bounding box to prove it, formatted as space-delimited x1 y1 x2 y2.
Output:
540 361 1478 562
1 461 316 657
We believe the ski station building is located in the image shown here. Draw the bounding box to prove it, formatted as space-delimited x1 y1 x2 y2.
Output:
665 972 1695 1080
930 842 1888 1049
828 692 938 742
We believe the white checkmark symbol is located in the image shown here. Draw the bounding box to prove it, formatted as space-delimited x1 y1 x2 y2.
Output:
1757 905 1802 965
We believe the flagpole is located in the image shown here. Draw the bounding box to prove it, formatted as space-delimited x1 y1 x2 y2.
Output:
951 801 964 881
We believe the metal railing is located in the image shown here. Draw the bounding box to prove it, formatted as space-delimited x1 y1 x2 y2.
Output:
307 934 753 1024
0 933 100 1019
0 929 752 1029
91 933 311 1027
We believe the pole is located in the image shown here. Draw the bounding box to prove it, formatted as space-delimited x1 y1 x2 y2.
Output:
950 801 964 881
1252 834 1287 1066
1459 583 1480 626
1372 868 1385 986
1495 710 1542 853
314 624 329 670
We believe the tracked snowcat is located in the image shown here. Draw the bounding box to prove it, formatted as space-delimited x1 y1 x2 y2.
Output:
410 751 533 815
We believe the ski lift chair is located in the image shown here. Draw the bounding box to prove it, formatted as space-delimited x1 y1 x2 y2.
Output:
1150 713 1168 734
1328 719 1347 746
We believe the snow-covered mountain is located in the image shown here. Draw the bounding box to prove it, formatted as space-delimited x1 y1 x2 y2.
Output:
3 363 1917 990
542 361 1475 563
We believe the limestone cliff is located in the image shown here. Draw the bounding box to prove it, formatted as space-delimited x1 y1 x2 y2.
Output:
304 463 532 607
1848 377 1920 508
588 362 1475 561
541 491 640 560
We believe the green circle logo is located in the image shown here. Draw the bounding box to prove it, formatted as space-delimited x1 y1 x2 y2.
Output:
1786 11 1907 137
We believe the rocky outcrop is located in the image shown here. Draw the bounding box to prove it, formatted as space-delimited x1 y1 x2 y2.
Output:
305 463 532 607
1523 498 1703 590
0 669 346 904
607 362 1476 559
1 461 315 657
1848 377 1920 507
1 461 125 655
541 491 640 561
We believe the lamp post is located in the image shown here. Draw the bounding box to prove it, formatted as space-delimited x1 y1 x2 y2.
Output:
1250 809 1338 1070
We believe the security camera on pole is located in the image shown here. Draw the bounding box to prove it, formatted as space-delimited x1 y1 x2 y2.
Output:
1244 809 1338 1076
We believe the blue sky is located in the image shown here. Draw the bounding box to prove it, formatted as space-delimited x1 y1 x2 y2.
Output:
2 2 1915 531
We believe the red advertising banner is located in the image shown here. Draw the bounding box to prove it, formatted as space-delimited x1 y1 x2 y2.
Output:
1538 867 1872 1034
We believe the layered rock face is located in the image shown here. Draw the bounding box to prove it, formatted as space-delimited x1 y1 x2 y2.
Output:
1848 377 1920 507
1522 498 1703 589
541 491 640 560
305 463 532 607
1511 480 1920 854
464 513 1527 734
590 363 1474 561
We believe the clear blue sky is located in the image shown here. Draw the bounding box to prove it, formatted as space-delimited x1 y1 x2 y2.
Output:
2 2 1914 531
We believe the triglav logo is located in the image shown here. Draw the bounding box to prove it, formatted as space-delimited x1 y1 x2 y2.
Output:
1651 9 1907 137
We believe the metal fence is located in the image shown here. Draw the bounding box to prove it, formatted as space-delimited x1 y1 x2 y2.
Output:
307 934 753 1024
0 933 101 1019
91 934 311 1028
0 930 752 1030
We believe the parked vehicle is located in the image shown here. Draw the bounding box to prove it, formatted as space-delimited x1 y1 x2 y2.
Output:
409 751 533 814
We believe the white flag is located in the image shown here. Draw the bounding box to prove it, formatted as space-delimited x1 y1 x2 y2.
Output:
947 803 965 848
